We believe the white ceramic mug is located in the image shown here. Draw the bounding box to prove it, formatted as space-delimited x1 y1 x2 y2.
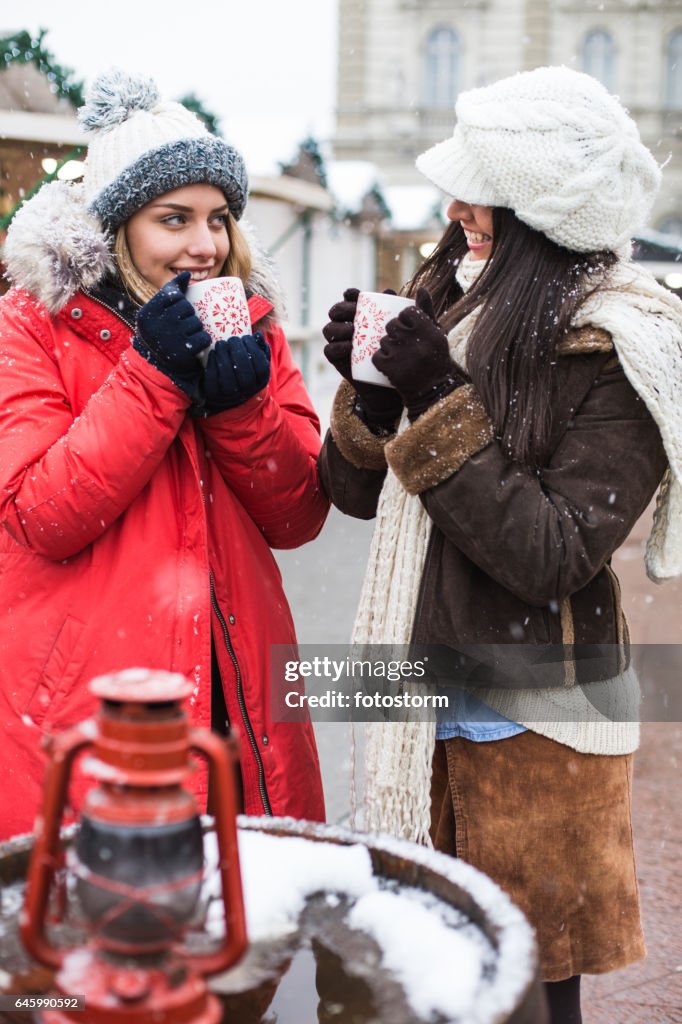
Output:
351 291 415 387
185 276 251 364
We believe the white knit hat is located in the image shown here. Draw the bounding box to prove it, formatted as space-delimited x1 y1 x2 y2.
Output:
416 66 661 253
78 68 248 229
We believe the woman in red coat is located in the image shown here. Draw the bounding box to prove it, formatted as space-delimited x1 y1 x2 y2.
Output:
0 69 328 839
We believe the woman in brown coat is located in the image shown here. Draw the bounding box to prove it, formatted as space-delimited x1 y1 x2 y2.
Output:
318 67 681 1024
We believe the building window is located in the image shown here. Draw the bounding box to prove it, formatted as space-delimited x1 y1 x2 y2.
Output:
582 29 615 91
666 29 682 109
423 27 460 109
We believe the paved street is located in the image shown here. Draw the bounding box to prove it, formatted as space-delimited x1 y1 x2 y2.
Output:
276 492 682 1022
276 506 373 826
582 507 682 1022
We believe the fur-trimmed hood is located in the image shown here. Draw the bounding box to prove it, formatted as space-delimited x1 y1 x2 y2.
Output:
2 180 286 320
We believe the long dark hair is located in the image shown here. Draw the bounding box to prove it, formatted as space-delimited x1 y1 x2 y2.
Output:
405 209 617 467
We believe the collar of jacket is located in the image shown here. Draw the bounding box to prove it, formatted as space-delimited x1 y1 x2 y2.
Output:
58 290 134 361
3 179 285 323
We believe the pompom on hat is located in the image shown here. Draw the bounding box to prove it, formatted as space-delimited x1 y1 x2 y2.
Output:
78 68 248 229
416 66 661 253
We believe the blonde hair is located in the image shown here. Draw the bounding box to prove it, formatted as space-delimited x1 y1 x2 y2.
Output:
115 213 253 306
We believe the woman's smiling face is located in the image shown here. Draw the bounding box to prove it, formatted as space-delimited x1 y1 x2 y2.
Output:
446 199 494 261
125 183 230 291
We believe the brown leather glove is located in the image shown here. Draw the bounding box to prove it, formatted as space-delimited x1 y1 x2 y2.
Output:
372 288 465 420
323 287 403 430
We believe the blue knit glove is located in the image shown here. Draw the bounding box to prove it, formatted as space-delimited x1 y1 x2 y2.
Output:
133 271 211 402
202 333 271 414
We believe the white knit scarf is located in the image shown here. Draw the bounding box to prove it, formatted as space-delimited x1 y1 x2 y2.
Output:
352 254 682 843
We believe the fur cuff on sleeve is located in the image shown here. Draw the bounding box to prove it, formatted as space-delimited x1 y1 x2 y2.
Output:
385 384 494 495
329 380 393 470
558 326 613 355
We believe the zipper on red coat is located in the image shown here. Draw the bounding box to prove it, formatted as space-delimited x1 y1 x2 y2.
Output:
210 571 273 816
82 287 273 813
82 288 135 329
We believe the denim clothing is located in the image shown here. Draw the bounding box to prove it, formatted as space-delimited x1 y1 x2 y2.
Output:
435 688 526 742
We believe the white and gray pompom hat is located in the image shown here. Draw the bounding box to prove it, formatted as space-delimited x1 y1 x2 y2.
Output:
78 68 248 230
416 65 661 254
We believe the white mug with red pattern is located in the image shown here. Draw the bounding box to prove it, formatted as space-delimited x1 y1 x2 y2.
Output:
351 291 415 388
186 276 251 365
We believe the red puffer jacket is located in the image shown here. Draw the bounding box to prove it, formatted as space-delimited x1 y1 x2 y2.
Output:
0 285 328 839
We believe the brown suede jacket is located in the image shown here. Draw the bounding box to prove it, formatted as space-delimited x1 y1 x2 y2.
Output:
318 328 667 686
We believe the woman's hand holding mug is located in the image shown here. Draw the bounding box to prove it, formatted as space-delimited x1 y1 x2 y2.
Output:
323 287 403 431
373 288 465 420
133 271 210 402
202 333 271 414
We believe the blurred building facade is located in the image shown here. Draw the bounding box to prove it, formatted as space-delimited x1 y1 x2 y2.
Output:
332 0 682 285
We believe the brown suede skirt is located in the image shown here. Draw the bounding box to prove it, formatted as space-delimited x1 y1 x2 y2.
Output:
430 731 646 982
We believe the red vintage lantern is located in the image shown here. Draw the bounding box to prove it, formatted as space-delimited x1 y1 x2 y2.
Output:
19 669 247 1023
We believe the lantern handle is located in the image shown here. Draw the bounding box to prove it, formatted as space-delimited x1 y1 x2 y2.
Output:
20 721 95 969
187 728 248 976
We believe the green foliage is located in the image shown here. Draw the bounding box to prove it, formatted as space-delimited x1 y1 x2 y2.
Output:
0 28 84 108
365 183 391 221
299 137 328 188
279 136 328 188
177 92 222 136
